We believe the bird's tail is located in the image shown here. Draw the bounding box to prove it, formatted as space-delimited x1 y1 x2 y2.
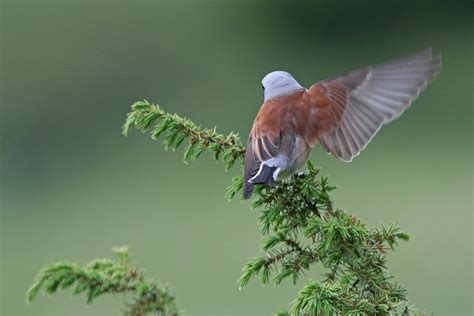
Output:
243 181 255 199
243 165 278 199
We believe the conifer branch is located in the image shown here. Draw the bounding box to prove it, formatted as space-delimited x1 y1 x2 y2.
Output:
123 100 245 171
26 247 178 316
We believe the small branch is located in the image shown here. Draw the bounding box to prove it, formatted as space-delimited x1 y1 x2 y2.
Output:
123 100 245 171
26 247 178 316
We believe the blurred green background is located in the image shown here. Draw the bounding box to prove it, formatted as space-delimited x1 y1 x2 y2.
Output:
1 0 472 315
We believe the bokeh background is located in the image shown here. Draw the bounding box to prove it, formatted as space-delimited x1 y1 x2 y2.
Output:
1 0 472 315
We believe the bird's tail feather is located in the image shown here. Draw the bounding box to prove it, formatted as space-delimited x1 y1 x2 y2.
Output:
243 182 254 199
243 165 277 199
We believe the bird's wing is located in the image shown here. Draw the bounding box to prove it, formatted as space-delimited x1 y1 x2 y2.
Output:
243 124 282 198
307 48 442 162
244 132 280 175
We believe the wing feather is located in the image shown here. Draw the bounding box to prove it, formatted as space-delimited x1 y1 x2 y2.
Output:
311 48 441 162
243 132 281 198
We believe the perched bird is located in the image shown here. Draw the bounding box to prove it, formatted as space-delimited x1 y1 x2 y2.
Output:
243 48 441 199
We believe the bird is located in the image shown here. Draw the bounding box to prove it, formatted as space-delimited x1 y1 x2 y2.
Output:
243 48 442 199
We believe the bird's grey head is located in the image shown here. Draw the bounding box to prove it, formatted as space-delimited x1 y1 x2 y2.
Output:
262 71 304 102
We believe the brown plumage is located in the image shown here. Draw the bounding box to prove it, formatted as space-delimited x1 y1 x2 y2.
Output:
243 48 442 199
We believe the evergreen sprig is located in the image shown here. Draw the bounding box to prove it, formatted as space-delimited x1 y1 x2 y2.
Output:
26 247 178 316
123 100 245 171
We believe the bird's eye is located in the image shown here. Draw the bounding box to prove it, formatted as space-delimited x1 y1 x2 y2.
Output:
262 85 265 90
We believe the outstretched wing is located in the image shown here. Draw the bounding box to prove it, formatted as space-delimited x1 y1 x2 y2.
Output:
308 48 442 162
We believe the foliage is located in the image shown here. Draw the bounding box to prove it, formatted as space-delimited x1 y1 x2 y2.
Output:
28 100 422 315
26 247 178 316
122 100 245 171
228 163 417 315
